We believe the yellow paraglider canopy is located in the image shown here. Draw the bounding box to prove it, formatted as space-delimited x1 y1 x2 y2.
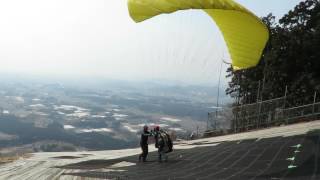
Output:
127 0 269 70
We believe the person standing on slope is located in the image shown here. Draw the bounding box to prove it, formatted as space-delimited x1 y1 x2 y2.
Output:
154 126 173 162
139 125 152 162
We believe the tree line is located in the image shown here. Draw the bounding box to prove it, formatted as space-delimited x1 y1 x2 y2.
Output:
226 0 320 107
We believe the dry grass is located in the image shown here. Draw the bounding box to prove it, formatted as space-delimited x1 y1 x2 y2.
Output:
0 154 32 164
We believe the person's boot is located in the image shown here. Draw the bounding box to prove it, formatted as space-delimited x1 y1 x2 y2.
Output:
158 154 162 163
138 154 142 162
164 155 168 162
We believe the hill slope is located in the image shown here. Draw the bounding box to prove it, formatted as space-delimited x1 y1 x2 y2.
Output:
1 121 320 180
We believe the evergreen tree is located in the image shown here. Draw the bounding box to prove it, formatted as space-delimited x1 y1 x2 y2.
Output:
226 0 320 107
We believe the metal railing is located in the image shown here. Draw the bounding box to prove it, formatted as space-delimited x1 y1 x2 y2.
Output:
232 97 286 132
277 102 320 124
208 100 320 133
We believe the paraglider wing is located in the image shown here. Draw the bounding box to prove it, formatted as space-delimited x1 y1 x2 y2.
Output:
127 0 269 70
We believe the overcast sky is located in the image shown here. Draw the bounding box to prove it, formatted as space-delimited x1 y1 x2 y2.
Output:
0 0 303 85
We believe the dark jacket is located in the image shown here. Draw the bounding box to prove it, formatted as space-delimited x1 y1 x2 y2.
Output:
140 130 151 146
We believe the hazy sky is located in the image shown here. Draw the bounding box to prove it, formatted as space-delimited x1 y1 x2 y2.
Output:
0 0 303 85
